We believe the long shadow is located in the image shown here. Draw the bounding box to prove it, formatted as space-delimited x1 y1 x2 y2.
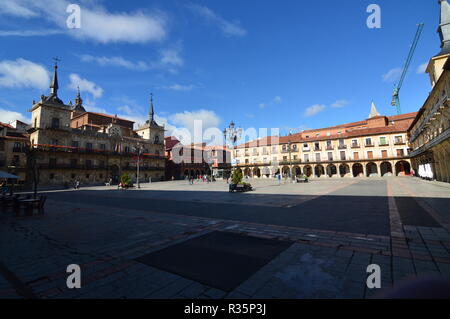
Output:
43 188 394 236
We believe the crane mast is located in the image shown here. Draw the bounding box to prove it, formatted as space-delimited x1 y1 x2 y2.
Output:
391 23 424 115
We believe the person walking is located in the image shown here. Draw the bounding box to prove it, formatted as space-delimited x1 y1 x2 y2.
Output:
277 173 281 186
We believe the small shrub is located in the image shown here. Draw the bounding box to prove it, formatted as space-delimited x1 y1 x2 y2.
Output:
120 173 133 187
231 169 243 185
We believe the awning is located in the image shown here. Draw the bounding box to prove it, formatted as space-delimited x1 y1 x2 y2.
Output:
0 171 19 179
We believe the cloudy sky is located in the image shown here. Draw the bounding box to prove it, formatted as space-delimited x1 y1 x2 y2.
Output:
0 0 443 143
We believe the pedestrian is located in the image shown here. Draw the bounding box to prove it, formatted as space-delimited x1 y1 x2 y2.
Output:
277 174 281 185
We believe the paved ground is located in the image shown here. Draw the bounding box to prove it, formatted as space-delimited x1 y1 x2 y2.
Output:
1 177 450 299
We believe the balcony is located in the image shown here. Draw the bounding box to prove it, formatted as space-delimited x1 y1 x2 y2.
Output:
351 144 360 149
379 143 389 147
394 141 406 145
365 144 375 147
314 148 322 152
326 146 334 151
338 145 347 150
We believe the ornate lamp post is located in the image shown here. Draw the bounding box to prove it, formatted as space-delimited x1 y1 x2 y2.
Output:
133 143 144 189
223 121 242 178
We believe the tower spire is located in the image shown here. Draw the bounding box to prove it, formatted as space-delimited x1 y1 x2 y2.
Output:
50 57 60 95
438 0 450 55
149 93 154 123
369 101 380 118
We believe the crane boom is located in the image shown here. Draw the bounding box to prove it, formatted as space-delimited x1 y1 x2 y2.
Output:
391 23 424 115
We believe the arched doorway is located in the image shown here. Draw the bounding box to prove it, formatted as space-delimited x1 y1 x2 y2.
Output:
339 164 350 177
184 169 189 178
282 166 290 177
244 167 251 177
303 165 313 177
294 166 301 177
366 162 378 177
395 161 411 176
352 163 363 177
261 167 270 178
110 164 120 184
315 165 325 177
380 162 393 177
326 164 337 177
253 167 261 178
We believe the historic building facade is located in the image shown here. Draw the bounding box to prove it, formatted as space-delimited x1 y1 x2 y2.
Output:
232 104 416 179
165 136 231 180
408 0 450 183
0 121 29 183
27 63 165 186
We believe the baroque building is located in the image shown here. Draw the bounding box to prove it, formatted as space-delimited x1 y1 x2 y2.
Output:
408 0 450 183
27 63 165 186
0 121 29 183
232 103 416 179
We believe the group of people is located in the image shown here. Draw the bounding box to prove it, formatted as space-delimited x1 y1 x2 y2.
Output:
187 175 213 185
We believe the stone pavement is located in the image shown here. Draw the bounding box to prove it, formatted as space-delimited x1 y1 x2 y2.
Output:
0 177 449 299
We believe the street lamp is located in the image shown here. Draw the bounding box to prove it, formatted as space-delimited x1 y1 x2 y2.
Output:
133 143 144 189
223 121 243 178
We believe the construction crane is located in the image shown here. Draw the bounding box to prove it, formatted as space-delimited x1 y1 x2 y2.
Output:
391 23 424 115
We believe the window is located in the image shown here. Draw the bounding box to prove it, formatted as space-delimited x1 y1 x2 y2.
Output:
367 151 373 159
283 156 288 161
303 143 308 149
304 154 309 162
51 117 60 129
34 118 37 128
72 141 79 148
327 152 333 161
396 149 405 157
379 137 387 145
326 140 332 148
352 139 358 147
293 155 297 160
272 146 277 154
353 152 359 160
395 136 404 144
100 144 106 151
50 139 58 146
154 135 160 144
86 143 93 150
340 151 346 160
382 150 388 158
13 142 22 152
314 142 320 151
315 153 321 162
12 155 20 166
365 138 372 146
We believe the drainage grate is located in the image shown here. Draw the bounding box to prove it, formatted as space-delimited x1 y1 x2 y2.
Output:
135 231 293 292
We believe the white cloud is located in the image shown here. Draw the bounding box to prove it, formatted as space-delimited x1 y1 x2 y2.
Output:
169 109 221 143
0 0 167 44
188 4 247 37
0 0 38 18
0 29 64 37
160 48 184 67
382 67 402 82
79 55 150 71
0 108 30 124
163 84 196 91
331 99 350 108
259 96 282 109
68 73 103 99
0 58 49 90
304 104 326 117
417 62 428 74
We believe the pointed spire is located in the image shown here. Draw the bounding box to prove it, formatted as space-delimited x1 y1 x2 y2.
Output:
438 0 450 55
50 63 59 95
75 86 83 107
369 101 380 118
149 93 154 123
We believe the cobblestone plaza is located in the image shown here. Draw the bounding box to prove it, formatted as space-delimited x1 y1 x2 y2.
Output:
1 177 449 299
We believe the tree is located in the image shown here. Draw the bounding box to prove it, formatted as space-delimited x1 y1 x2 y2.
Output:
231 169 243 185
120 173 133 187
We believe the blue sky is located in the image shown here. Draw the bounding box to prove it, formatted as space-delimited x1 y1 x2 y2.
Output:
0 0 444 142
